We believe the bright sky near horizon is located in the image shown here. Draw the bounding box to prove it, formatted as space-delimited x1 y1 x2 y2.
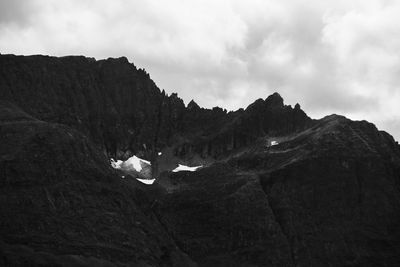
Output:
1 0 400 140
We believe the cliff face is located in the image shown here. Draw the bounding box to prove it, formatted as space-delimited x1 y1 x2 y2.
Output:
1 54 400 267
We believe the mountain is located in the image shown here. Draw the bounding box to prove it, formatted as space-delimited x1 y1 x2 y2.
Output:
1 54 400 266
0 54 311 166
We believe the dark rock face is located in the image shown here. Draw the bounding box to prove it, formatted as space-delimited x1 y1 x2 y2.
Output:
154 164 294 267
0 55 184 160
0 102 194 266
1 54 400 266
260 116 400 267
155 115 400 266
0 54 312 165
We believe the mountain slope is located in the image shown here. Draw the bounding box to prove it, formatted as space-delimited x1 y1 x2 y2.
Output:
155 115 400 266
1 54 400 266
0 101 194 266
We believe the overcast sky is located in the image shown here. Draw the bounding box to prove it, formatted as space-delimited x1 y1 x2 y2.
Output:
1 0 400 140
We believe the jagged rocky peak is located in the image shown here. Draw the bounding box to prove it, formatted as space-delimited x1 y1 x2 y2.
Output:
241 92 313 135
187 99 200 110
245 98 265 111
245 92 285 112
265 92 284 107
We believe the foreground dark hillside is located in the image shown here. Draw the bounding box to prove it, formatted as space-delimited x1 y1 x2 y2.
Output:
156 115 400 266
0 102 194 266
1 54 400 266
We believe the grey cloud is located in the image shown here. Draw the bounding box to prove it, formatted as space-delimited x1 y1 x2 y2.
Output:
0 0 37 25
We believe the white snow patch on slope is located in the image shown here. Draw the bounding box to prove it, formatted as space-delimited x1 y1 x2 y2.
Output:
122 155 151 172
111 156 154 184
111 159 124 169
172 164 202 172
136 178 156 185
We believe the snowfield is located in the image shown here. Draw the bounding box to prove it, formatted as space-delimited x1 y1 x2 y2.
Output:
110 159 124 169
136 178 156 185
111 156 154 184
172 164 203 172
121 155 150 172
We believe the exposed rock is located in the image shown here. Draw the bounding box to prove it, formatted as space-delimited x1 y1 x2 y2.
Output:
187 100 200 110
0 102 194 267
0 55 312 166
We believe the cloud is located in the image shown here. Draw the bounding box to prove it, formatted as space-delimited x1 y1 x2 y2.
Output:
0 0 400 140
0 0 37 25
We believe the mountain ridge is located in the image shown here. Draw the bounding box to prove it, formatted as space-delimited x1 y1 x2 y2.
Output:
0 54 316 167
1 53 400 266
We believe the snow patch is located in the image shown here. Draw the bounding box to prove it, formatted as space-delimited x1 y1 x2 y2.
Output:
172 164 202 172
136 178 156 185
111 156 154 184
122 155 151 172
110 159 124 169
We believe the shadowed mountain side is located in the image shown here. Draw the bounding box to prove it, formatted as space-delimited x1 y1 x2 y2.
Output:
0 102 194 267
154 115 400 267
